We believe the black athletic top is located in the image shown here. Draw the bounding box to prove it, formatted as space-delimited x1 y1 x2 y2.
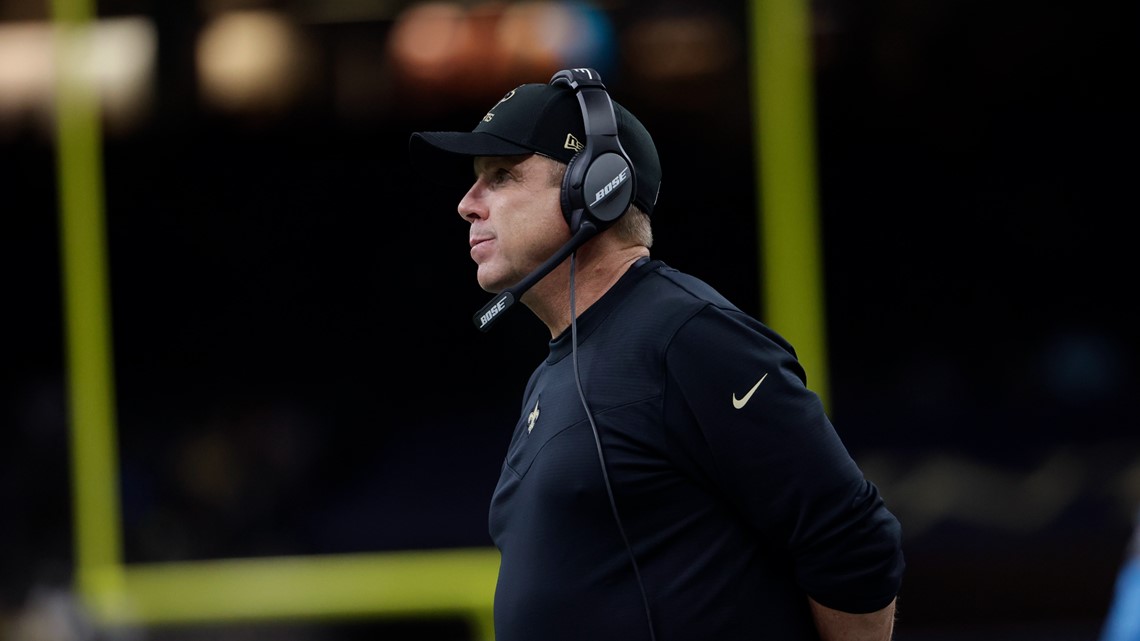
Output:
489 258 904 641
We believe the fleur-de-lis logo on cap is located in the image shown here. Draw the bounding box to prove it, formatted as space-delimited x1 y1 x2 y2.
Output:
483 89 517 123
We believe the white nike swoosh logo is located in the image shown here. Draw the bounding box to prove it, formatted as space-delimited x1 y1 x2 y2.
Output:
732 373 768 409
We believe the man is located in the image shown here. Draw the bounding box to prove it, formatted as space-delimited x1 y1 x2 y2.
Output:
409 70 904 641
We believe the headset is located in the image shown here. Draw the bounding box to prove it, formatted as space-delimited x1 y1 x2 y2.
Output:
551 67 637 235
472 67 638 332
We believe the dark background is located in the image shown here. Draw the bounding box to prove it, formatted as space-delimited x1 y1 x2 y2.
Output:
3 0 1137 639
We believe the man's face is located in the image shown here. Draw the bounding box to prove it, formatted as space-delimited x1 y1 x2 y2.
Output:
458 154 567 294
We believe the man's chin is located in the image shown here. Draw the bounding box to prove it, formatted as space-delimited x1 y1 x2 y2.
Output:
476 268 512 295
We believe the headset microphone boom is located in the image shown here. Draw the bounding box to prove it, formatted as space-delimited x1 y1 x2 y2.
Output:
473 221 600 331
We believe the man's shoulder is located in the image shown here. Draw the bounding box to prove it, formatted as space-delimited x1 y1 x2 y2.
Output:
631 260 799 360
606 259 768 349
636 260 740 313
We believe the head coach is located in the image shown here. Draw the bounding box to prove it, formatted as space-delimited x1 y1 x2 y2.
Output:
409 67 905 641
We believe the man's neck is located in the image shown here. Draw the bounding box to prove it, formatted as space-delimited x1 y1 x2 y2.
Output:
524 245 649 338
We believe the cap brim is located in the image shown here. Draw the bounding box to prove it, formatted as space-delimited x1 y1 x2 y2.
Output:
408 131 539 189
411 130 536 158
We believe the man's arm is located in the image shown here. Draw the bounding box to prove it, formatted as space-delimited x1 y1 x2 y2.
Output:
809 596 897 641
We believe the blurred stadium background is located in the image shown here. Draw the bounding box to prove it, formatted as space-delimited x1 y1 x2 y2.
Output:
2 0 1136 639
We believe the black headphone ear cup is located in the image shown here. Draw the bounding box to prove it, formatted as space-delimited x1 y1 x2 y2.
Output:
580 152 634 226
561 152 584 232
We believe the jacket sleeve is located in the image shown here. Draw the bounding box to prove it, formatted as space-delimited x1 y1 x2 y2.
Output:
664 305 904 613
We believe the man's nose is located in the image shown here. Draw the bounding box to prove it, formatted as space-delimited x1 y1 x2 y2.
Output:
458 181 486 222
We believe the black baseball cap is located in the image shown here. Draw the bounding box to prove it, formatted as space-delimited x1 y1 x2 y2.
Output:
409 82 662 215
